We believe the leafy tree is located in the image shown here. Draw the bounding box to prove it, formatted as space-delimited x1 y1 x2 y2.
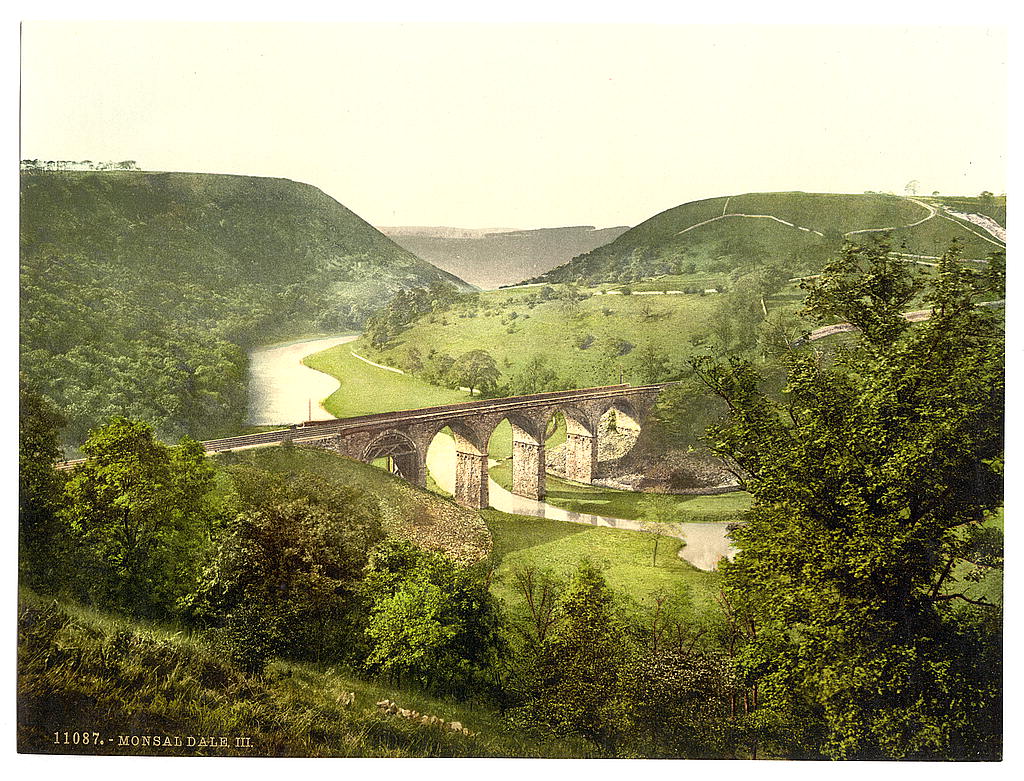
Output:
19 377 68 587
801 236 919 346
516 562 629 754
559 284 587 318
195 465 383 673
632 340 673 384
623 645 737 758
692 240 1004 759
449 349 501 396
713 264 791 353
507 354 565 395
61 417 216 616
362 539 502 695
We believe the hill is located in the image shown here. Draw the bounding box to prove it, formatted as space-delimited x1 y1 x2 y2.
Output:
380 225 630 289
20 170 472 444
530 192 1006 286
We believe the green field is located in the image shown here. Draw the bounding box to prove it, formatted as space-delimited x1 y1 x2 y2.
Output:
304 347 470 417
483 510 723 619
362 285 736 390
488 460 750 522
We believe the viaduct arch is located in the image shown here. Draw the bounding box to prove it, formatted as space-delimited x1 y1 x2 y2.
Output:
304 384 666 509
63 384 670 510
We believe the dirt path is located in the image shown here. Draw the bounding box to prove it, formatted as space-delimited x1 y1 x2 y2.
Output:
675 213 824 238
844 197 937 237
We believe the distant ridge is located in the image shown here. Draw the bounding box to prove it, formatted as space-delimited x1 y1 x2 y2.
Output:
381 224 631 289
380 226 517 239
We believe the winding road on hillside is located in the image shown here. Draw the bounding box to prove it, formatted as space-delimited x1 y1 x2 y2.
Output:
673 196 1006 251
247 334 736 571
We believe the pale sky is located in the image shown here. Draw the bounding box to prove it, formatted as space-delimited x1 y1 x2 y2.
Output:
20 22 1008 229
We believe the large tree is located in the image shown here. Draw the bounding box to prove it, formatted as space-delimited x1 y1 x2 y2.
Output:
693 240 1003 759
449 349 501 396
195 464 383 673
61 417 216 616
361 538 502 695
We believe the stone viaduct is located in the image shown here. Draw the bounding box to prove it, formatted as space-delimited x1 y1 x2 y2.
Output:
60 384 670 510
199 383 668 509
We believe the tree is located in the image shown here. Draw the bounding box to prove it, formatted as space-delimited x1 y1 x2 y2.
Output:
633 340 672 384
692 240 1003 759
559 284 586 318
508 354 563 395
362 539 502 695
713 265 790 353
61 417 216 616
196 465 383 672
801 236 919 346
450 349 501 396
19 377 68 587
517 562 630 754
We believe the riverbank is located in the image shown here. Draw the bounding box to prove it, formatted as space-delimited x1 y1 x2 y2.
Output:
302 343 469 418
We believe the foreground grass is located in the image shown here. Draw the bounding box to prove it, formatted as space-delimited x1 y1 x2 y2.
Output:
482 510 723 621
17 591 589 758
488 461 751 523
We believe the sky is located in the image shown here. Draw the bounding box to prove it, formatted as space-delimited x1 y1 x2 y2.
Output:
20 22 1009 230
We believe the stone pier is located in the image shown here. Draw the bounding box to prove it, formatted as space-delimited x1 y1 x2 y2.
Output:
564 432 598 484
512 440 546 500
455 450 489 509
392 451 425 488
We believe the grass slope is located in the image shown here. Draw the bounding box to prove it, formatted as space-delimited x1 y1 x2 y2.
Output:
215 445 492 564
362 285 728 390
17 591 588 758
483 510 723 618
531 192 1004 286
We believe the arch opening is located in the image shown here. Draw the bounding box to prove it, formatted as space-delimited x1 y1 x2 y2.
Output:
362 429 423 486
424 423 489 509
486 412 559 502
597 399 643 473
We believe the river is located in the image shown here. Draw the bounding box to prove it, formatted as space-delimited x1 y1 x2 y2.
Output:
247 333 735 571
246 334 358 425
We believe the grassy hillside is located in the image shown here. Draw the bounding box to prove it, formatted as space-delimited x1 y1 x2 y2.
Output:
17 590 589 758
351 284 748 390
214 445 492 564
531 192 1005 286
381 224 630 289
20 170 471 444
